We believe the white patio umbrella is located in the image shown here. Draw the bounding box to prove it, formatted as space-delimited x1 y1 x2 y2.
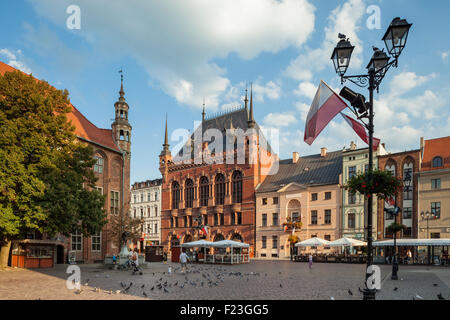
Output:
295 237 330 247
180 240 214 248
210 240 250 248
328 237 367 247
210 240 250 264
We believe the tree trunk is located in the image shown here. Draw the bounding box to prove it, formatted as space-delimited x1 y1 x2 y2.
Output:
0 240 12 268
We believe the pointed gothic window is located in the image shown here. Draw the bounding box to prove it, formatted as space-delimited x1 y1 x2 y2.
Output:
215 173 225 205
172 181 180 209
232 170 242 203
199 176 209 207
185 179 194 208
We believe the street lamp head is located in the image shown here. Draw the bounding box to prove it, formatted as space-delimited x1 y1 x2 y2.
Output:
331 35 355 76
403 171 412 188
367 47 390 72
382 17 412 59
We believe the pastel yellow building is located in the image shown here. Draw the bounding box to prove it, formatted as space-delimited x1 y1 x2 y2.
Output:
255 148 342 259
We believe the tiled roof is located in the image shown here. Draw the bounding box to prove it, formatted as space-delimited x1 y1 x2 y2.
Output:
422 136 450 170
0 61 121 152
256 150 342 193
175 107 273 158
132 178 163 189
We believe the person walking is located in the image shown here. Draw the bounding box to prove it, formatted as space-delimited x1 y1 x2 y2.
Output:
407 249 412 264
179 250 189 274
308 253 313 269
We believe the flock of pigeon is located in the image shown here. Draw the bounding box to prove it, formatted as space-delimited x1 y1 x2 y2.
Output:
73 265 447 300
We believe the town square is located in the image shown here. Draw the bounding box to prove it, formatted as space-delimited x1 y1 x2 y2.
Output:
0 0 450 308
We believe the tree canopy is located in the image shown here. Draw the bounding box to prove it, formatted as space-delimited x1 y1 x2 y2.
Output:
0 70 107 245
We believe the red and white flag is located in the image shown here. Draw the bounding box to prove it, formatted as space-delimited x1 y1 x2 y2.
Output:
304 81 348 145
201 226 209 236
340 113 380 150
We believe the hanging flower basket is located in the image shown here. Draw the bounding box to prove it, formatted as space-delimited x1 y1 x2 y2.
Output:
345 170 402 199
282 218 302 232
288 235 300 243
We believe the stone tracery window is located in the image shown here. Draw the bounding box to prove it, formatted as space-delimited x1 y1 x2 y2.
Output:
172 181 180 209
215 173 225 205
232 170 242 203
185 179 194 208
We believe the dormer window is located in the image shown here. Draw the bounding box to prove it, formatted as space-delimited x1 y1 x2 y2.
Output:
432 156 443 168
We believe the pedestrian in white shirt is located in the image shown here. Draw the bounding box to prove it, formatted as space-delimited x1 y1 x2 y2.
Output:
179 250 189 274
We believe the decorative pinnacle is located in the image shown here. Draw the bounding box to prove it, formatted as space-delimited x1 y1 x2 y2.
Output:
163 113 169 150
248 83 255 128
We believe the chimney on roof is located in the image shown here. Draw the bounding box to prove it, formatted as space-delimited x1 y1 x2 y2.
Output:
293 152 299 164
321 147 327 157
350 141 357 150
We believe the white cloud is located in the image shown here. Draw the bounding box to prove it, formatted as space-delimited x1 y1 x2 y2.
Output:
0 48 32 74
29 0 315 109
388 72 436 97
293 82 316 100
441 50 450 62
252 81 282 102
295 102 310 121
284 0 366 81
263 112 297 127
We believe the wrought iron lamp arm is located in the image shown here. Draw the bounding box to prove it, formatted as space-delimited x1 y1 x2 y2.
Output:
340 57 398 90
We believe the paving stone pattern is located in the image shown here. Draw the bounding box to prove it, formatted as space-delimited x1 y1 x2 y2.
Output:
0 261 448 300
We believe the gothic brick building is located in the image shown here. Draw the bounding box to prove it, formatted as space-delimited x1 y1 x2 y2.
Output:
159 89 277 257
1 61 131 266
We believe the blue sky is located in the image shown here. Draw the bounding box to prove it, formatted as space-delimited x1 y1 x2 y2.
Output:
1 0 449 184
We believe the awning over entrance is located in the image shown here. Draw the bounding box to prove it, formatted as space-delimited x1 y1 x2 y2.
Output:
372 238 450 247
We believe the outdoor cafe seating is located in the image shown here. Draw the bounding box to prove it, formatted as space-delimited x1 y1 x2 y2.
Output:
181 239 250 265
293 237 368 264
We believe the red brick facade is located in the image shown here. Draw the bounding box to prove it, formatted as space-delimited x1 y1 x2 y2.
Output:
159 101 276 257
1 61 131 264
377 150 420 239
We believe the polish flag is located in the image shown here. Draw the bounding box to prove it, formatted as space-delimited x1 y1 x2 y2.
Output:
304 81 348 145
340 113 380 151
386 197 395 206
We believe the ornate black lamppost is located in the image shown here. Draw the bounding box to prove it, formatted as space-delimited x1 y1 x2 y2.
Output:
420 210 435 264
331 17 412 300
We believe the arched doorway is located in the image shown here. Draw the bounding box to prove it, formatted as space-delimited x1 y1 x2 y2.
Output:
170 235 181 263
231 233 243 242
183 234 193 244
213 233 225 242
170 235 180 247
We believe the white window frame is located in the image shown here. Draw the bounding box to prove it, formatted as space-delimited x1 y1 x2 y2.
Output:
91 232 101 252
110 190 120 215
71 231 82 251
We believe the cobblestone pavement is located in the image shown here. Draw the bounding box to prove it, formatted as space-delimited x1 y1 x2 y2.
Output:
0 261 448 300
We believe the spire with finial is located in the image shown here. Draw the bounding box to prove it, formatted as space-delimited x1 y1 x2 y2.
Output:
118 68 125 101
163 113 169 151
248 83 255 128
244 85 248 110
202 98 206 122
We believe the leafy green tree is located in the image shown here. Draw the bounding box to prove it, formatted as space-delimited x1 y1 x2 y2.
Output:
107 203 144 251
0 70 107 267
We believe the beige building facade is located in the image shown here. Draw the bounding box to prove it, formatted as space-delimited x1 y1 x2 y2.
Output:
418 136 450 239
255 149 342 259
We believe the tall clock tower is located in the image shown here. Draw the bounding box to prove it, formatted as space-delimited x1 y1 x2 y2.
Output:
112 73 132 157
